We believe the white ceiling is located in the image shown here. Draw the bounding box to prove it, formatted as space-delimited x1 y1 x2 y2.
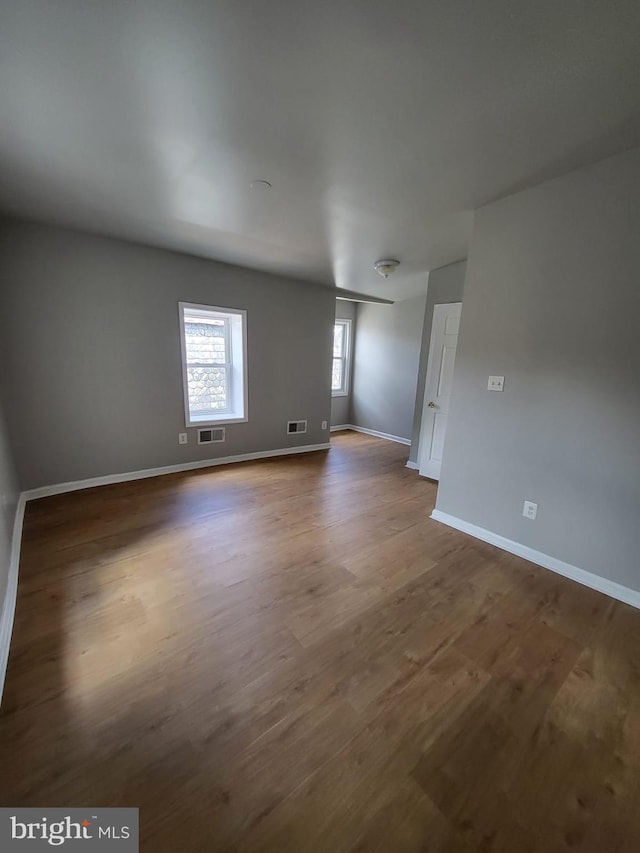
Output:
2 0 640 299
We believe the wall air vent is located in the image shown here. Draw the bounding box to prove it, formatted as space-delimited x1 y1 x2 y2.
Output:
197 427 225 444
287 420 308 435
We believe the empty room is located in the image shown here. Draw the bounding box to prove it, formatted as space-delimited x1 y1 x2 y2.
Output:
1 1 640 851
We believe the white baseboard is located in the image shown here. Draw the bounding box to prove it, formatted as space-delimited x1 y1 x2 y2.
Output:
22 443 331 501
431 509 640 610
330 424 411 447
405 460 419 471
349 425 411 446
0 494 26 706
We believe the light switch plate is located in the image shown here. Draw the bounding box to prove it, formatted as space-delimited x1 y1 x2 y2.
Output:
488 375 505 391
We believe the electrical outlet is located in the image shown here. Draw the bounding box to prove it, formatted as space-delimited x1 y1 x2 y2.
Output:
178 433 188 445
488 375 505 391
321 420 328 430
523 500 537 520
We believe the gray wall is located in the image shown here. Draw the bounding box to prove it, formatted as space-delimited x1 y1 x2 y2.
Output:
408 260 467 463
0 396 19 612
0 220 335 490
330 300 357 427
437 146 640 591
351 293 427 442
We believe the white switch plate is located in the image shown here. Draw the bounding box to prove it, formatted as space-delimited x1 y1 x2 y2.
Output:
523 500 537 520
488 375 505 391
321 420 328 430
178 433 188 445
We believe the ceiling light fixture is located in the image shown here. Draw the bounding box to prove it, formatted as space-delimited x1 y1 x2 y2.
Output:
249 179 272 190
373 259 400 278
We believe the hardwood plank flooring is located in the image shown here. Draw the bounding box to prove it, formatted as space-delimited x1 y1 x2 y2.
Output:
1 431 639 851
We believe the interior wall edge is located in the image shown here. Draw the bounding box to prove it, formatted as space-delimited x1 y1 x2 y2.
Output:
0 493 26 706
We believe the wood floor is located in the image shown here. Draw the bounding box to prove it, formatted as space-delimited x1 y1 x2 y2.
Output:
1 432 639 852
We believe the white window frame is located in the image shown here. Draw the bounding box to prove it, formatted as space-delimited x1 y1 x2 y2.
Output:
179 302 248 427
332 318 351 397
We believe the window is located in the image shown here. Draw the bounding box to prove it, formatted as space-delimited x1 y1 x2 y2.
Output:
332 318 351 396
179 302 247 426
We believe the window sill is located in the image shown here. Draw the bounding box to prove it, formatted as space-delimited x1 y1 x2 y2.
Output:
332 391 350 398
187 414 248 427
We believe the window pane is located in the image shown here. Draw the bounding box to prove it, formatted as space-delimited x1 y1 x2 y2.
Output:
333 323 344 357
180 304 247 425
187 366 228 412
184 320 226 364
332 358 343 391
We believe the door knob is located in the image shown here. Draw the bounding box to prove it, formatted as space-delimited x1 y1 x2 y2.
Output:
428 401 436 408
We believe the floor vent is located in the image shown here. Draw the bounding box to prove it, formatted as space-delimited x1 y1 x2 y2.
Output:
287 420 308 435
198 427 225 444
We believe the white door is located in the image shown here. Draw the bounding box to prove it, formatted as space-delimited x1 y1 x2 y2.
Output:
418 303 462 480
